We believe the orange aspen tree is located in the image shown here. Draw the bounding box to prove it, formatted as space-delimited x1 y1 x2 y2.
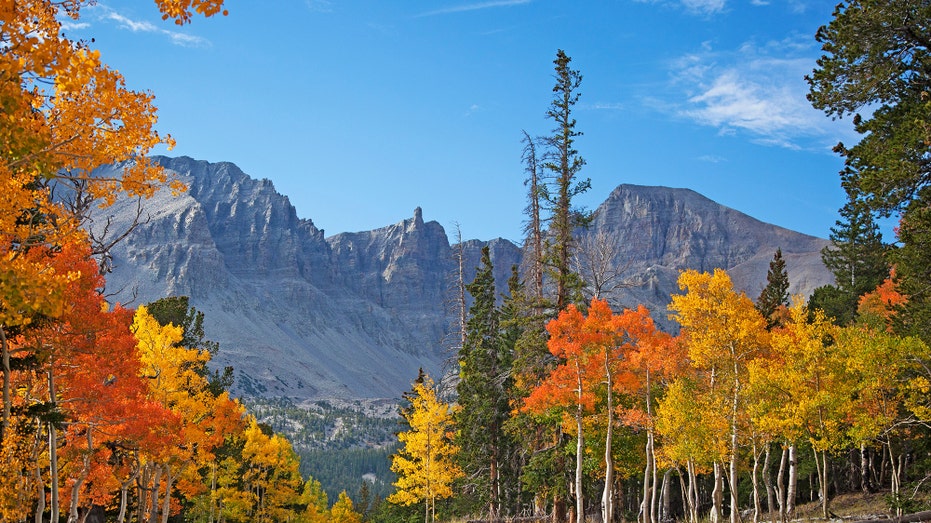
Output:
1 0 227 457
0 240 176 521
523 303 595 523
616 306 678 523
523 299 666 523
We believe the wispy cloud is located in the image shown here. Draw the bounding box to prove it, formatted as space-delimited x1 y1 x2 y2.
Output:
698 154 727 163
107 11 158 32
59 21 91 32
464 104 482 117
681 0 726 15
667 36 850 149
96 6 208 47
417 0 531 17
304 0 333 13
633 0 726 16
582 102 625 111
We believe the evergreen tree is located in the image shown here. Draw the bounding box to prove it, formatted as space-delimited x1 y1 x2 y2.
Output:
521 130 546 303
756 248 790 329
455 247 514 519
542 49 591 310
501 265 569 520
822 197 888 296
807 0 927 339
808 196 888 325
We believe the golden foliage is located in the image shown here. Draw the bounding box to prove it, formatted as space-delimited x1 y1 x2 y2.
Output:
388 376 462 511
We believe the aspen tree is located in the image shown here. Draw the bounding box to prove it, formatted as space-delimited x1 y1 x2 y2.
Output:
389 376 462 523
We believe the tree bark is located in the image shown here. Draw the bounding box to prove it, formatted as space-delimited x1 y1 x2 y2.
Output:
160 470 175 523
660 469 672 523
687 461 699 523
762 444 775 523
117 474 135 523
860 444 872 493
603 363 615 523
67 429 94 523
813 448 830 519
729 370 741 523
712 462 724 523
148 466 162 523
786 445 797 519
751 440 762 523
641 431 653 523
1 325 10 445
34 428 45 523
575 398 584 523
641 368 654 523
49 367 60 523
775 447 787 522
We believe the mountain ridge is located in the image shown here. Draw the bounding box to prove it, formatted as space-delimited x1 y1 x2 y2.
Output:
94 156 833 401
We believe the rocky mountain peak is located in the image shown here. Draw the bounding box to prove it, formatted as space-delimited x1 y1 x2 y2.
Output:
99 158 833 401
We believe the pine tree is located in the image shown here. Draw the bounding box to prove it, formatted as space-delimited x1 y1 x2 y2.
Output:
822 198 887 296
542 49 591 311
756 248 790 329
809 196 888 325
455 247 514 518
807 0 926 338
521 130 546 303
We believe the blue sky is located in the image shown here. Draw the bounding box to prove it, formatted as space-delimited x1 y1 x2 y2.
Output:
65 1 862 243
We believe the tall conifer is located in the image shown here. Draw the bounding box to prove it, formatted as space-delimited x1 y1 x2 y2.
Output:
756 248 790 329
455 247 513 518
542 49 590 310
809 195 888 325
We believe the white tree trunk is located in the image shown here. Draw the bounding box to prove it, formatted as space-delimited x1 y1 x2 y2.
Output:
762 444 776 523
575 401 584 523
786 445 797 518
712 462 724 523
48 368 60 523
751 440 762 523
602 364 615 523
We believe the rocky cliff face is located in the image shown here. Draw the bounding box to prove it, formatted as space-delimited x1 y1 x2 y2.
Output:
97 157 833 401
584 184 832 327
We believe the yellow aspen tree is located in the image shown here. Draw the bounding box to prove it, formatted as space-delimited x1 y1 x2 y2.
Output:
299 477 329 523
656 375 729 523
241 417 303 523
837 321 929 511
757 301 850 520
330 491 363 523
388 375 462 523
669 269 769 523
132 307 243 523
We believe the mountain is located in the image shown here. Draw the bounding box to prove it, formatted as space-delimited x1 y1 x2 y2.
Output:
94 156 833 401
584 184 833 327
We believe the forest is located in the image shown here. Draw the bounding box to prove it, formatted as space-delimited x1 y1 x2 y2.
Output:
2 1 931 523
